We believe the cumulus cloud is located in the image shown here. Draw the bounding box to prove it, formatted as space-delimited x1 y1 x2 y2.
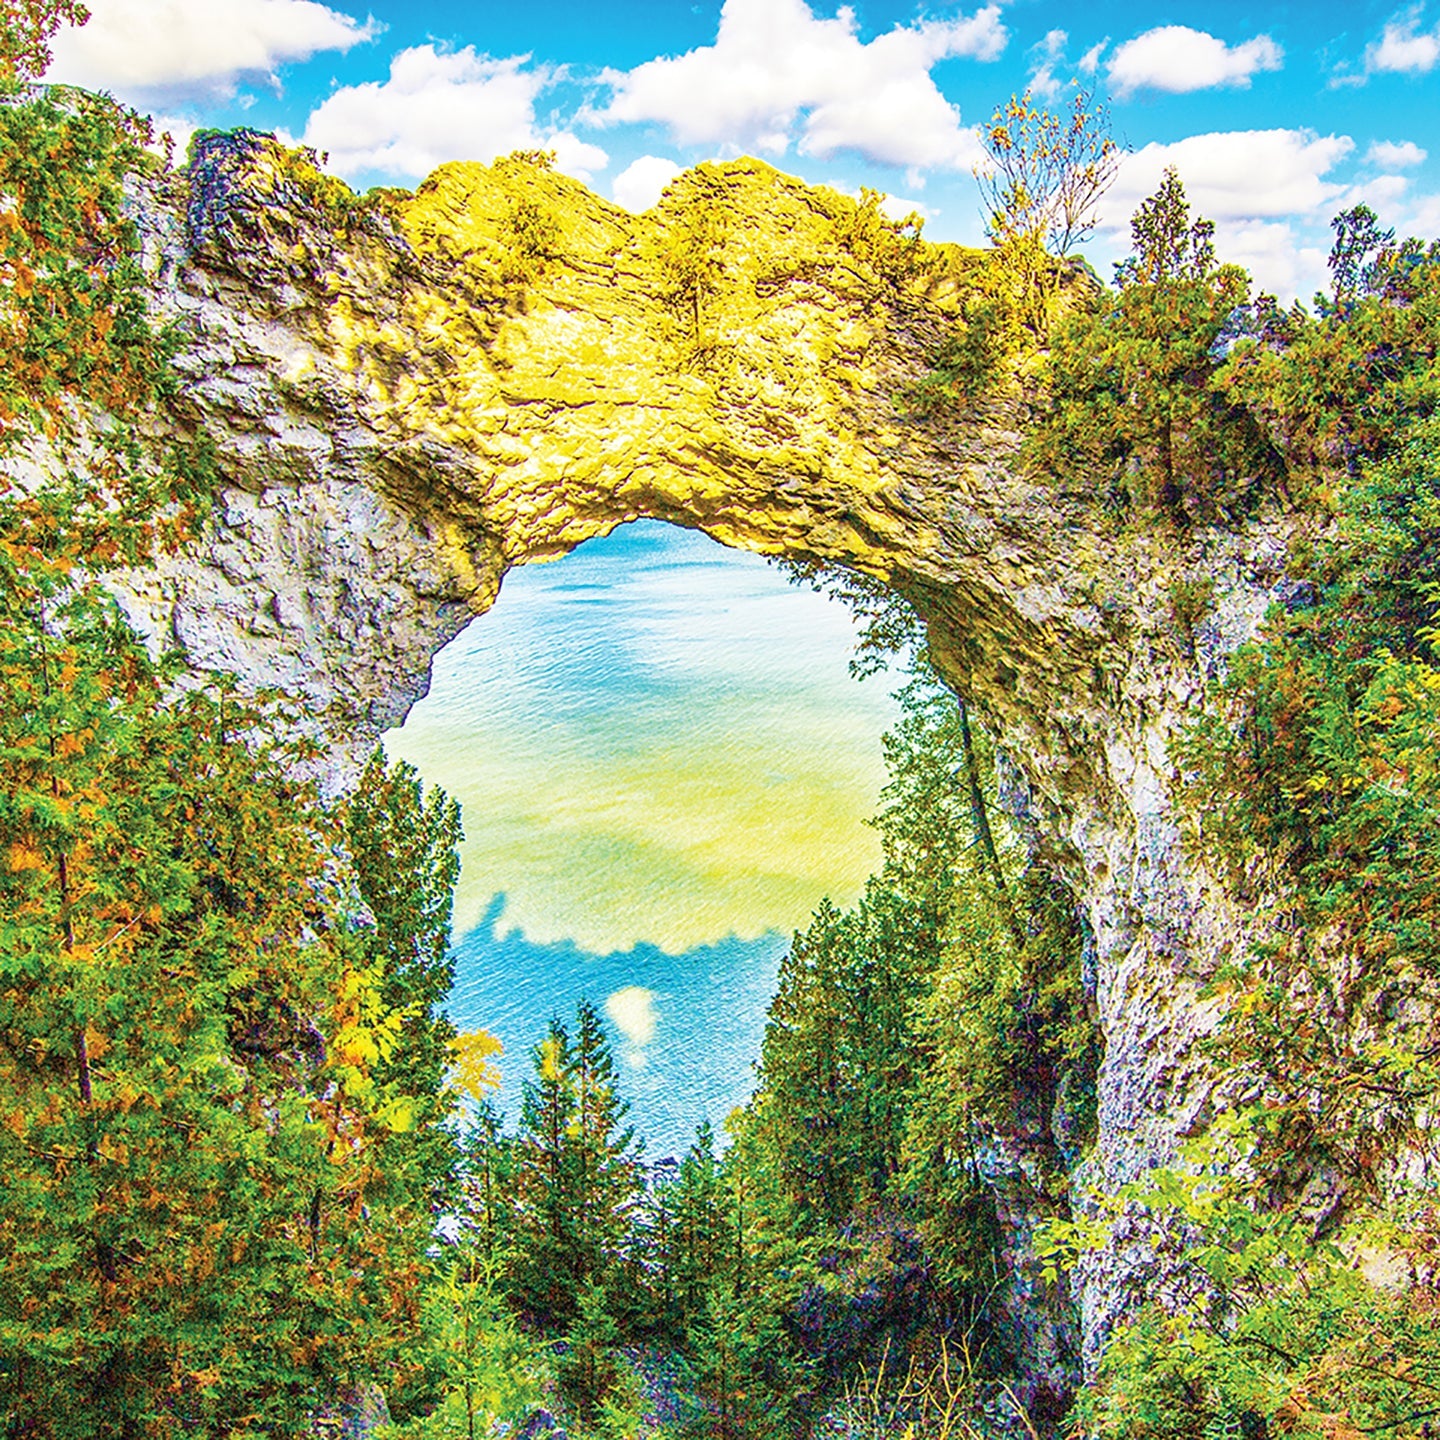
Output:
1078 39 1108 75
45 0 376 102
612 155 684 211
1028 29 1068 102
1367 139 1428 168
1367 6 1440 73
1107 25 1283 97
302 45 608 184
1336 173 1413 216
875 192 934 225
605 987 658 1046
590 0 1003 173
1209 219 1330 300
1100 129 1357 300
1408 191 1440 235
1107 129 1354 228
148 114 198 159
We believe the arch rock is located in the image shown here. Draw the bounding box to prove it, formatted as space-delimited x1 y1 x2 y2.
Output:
117 132 1304 1394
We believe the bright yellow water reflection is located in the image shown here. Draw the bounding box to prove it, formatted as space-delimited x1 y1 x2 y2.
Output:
385 522 899 954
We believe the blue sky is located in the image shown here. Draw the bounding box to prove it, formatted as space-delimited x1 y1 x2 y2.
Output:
45 0 1440 297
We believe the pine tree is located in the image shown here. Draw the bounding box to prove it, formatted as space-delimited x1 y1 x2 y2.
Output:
1036 168 1264 517
347 752 465 1236
511 1017 579 1320
666 1121 727 1328
571 997 643 1288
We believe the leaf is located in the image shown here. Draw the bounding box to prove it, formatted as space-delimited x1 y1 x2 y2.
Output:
7 840 44 872
449 1029 504 1101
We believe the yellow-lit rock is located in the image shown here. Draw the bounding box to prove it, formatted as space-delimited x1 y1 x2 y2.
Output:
111 130 1314 1385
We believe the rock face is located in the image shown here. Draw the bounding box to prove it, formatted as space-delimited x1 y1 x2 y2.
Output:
116 132 1306 1403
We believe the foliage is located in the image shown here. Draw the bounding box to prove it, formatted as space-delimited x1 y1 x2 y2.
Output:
832 186 942 299
1327 202 1393 308
1114 166 1218 287
976 86 1119 335
378 1249 544 1440
1216 224 1440 490
824 1333 995 1440
347 751 463 1136
1031 169 1264 519
0 597 450 1433
649 169 736 363
0 0 86 87
0 72 466 1435
505 1002 644 1326
1025 177 1440 526
910 87 1120 412
978 86 1119 263
1041 1111 1440 1440
0 87 221 572
1029 207 1440 1440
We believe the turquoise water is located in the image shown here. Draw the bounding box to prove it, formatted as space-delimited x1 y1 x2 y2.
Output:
385 521 898 1154
449 898 785 1160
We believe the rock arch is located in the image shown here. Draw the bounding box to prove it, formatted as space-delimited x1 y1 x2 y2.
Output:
118 132 1300 1375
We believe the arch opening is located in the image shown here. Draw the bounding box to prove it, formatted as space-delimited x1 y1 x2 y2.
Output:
383 518 902 1157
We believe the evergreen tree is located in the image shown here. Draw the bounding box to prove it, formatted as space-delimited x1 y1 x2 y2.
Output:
0 59 457 1432
460 1097 518 1267
666 1121 727 1328
571 997 643 1290
1036 169 1266 517
511 1016 579 1320
556 1280 625 1426
348 750 463 1110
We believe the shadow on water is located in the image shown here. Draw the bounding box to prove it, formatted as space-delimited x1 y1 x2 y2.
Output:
447 894 788 1162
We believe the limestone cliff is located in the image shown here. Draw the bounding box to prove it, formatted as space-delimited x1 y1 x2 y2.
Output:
112 131 1310 1395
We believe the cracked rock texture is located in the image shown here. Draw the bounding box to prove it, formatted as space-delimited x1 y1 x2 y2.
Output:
107 132 1312 1404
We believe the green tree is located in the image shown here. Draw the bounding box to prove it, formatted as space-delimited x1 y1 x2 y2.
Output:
1327 202 1394 308
511 1016 580 1319
347 751 464 1214
1 0 87 88
1113 165 1217 286
0 613 444 1433
556 1280 626 1427
508 1003 641 1324
663 1121 728 1329
1035 168 1264 517
572 997 643 1290
0 71 457 1434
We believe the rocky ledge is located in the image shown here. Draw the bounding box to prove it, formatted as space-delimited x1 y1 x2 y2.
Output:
110 129 1315 1401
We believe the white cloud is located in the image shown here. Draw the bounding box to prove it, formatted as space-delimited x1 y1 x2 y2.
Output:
1367 7 1440 73
302 45 608 184
876 193 934 225
612 155 684 211
45 0 376 102
1407 191 1440 235
821 183 934 225
1368 138 1429 167
1209 219 1329 300
1078 39 1108 75
605 987 658 1049
1107 130 1354 228
1097 129 1358 301
1028 28 1067 102
1107 25 1283 97
1329 172 1412 226
148 114 197 160
590 0 1003 173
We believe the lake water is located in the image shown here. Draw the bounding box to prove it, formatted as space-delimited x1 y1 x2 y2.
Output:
384 521 899 1159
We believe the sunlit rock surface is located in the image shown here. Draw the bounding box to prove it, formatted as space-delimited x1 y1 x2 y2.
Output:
113 131 1309 1398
